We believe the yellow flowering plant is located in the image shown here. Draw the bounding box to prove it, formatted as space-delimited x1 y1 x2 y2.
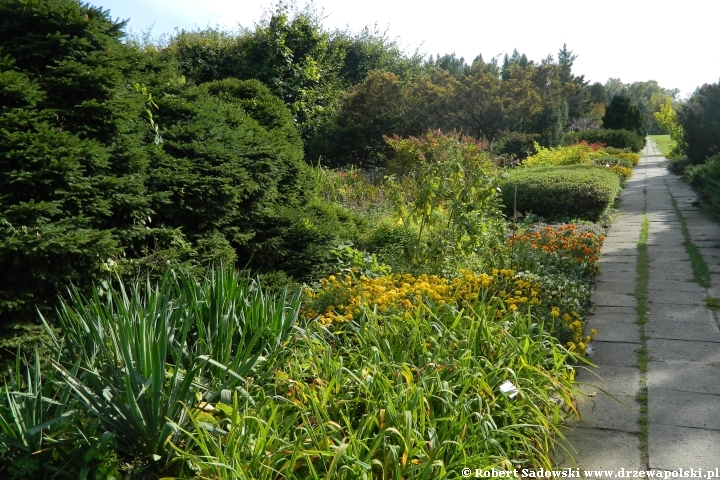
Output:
304 266 595 353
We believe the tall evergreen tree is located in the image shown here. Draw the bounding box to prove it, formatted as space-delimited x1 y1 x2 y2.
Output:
0 0 154 320
602 94 647 139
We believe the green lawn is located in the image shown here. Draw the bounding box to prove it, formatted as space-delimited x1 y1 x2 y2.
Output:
649 134 676 157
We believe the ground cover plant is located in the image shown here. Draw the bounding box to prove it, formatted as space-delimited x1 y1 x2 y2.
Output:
523 141 607 167
522 142 636 184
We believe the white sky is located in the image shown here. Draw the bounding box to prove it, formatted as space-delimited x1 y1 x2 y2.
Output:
93 0 720 98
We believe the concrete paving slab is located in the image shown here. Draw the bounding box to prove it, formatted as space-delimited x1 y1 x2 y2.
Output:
555 428 642 470
647 267 695 281
591 292 637 308
648 424 720 470
646 305 714 323
593 281 637 295
586 320 640 343
596 267 636 279
568 394 639 433
587 311 637 324
709 264 720 274
697 248 720 260
647 339 720 364
683 213 713 222
591 341 639 367
598 248 637 263
686 225 720 233
604 236 639 243
647 227 683 236
648 389 720 430
706 284 720 299
693 240 720 248
647 214 677 222
646 280 706 293
601 263 637 276
687 231 720 240
618 200 646 205
646 320 720 343
601 245 640 255
646 289 707 305
646 237 686 247
575 365 640 397
647 267 694 279
648 363 720 395
649 256 692 266
592 306 637 316
646 245 688 255
648 272 696 283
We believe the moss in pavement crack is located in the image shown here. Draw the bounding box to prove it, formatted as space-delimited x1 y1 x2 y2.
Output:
669 193 710 288
636 205 650 467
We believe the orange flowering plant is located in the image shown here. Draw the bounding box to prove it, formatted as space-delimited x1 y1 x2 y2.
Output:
506 223 605 352
508 223 603 279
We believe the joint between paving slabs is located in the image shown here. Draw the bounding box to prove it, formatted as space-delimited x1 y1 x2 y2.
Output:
636 169 649 469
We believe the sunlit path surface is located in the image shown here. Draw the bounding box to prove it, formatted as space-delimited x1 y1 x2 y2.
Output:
556 139 720 471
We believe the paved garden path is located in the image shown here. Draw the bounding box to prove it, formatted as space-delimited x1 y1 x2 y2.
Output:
556 139 720 471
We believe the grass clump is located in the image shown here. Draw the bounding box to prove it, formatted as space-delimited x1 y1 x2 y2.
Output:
500 165 621 222
669 193 711 288
171 294 583 477
705 297 720 311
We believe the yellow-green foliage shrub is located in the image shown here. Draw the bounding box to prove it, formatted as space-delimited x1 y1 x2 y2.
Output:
523 141 607 168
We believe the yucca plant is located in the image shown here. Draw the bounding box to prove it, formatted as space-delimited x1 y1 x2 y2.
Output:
0 351 75 478
179 267 301 393
40 266 302 466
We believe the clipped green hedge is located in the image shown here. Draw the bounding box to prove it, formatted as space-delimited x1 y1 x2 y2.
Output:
563 129 645 152
501 165 621 221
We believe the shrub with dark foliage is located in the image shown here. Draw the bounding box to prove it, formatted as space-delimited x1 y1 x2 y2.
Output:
602 95 647 139
678 82 720 163
563 129 644 152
